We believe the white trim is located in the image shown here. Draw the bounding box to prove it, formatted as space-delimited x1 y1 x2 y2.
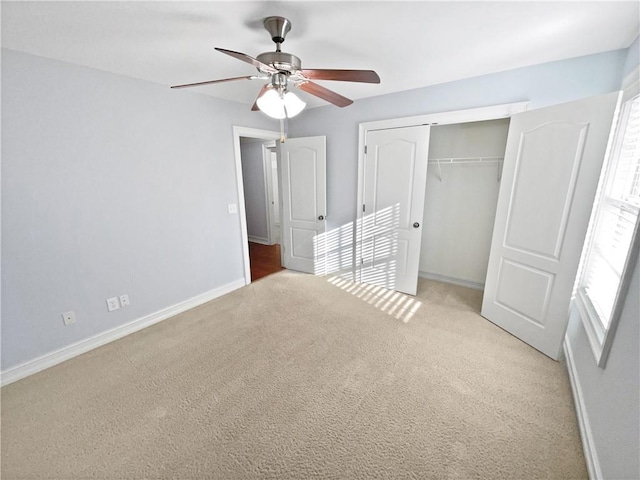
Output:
356 101 530 285
262 144 274 246
564 337 603 480
232 126 281 286
574 291 606 363
359 101 529 132
264 146 280 245
1 279 245 387
418 271 484 291
248 235 270 245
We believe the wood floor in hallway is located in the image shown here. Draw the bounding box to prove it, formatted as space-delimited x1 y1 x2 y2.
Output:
249 242 284 281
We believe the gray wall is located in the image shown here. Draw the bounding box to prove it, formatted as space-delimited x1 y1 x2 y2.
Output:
564 37 640 480
240 140 269 242
1 49 273 370
566 258 639 479
623 34 639 76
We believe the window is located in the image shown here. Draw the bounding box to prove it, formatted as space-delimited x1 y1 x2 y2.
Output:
576 82 640 367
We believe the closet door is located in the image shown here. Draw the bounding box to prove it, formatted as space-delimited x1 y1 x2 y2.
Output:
360 125 431 295
481 92 620 359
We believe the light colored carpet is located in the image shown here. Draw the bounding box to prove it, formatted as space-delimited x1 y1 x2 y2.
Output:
2 271 587 479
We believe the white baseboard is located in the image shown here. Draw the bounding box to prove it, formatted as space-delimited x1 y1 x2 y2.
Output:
418 271 484 291
248 236 271 245
1 279 245 387
564 338 602 480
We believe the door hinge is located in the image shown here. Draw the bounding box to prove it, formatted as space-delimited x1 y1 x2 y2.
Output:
364 145 368 154
362 204 366 212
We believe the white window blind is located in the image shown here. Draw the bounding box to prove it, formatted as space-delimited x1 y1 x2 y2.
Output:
580 94 640 329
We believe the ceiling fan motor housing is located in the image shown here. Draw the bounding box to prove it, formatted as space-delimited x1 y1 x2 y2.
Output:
256 51 302 73
263 16 291 44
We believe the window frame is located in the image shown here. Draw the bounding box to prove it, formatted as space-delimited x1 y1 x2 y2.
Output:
575 67 640 368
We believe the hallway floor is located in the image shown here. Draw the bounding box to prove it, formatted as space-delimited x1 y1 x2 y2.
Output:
249 242 284 281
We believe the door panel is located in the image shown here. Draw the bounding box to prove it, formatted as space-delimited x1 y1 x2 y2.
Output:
360 125 431 295
482 92 620 359
280 136 327 274
504 122 588 258
494 259 553 325
289 151 318 221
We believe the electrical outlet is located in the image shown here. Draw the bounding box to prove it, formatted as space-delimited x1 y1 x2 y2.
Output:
62 311 76 326
120 294 130 307
106 297 120 312
228 203 238 214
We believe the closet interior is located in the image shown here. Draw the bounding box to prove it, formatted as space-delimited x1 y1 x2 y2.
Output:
419 118 511 290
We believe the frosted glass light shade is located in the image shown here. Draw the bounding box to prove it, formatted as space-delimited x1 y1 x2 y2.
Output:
257 88 306 119
283 91 306 118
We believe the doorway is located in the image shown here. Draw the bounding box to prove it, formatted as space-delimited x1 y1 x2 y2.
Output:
239 136 283 282
419 118 510 290
232 126 281 284
233 127 328 284
356 102 528 295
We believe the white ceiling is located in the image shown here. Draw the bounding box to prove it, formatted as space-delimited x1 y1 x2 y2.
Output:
2 1 639 109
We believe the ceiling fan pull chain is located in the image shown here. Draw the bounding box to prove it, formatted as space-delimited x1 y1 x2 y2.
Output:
280 118 286 143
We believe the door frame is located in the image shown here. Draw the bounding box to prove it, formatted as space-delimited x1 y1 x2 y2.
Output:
233 126 281 285
263 144 280 245
355 102 530 284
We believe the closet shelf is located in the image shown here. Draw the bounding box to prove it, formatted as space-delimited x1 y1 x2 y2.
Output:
428 156 504 182
428 156 504 164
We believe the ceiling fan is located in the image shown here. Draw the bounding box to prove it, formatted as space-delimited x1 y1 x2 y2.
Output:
171 16 380 119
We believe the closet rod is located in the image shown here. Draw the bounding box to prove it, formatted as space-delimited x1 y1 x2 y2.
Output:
429 156 504 182
428 156 504 164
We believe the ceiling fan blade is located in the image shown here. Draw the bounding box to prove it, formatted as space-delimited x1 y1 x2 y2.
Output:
251 84 270 111
171 75 254 89
301 69 380 84
297 81 353 107
215 47 278 74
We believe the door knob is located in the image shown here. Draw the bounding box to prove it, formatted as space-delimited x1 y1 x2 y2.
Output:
413 222 420 228
318 215 325 221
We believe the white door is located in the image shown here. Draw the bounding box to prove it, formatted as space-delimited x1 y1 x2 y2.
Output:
482 92 620 359
359 125 431 295
279 136 327 274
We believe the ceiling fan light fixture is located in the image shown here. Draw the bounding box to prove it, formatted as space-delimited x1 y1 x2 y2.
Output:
256 88 285 119
283 90 306 117
257 87 306 119
172 17 378 111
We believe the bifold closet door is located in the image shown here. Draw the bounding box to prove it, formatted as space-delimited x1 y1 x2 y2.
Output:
481 92 620 360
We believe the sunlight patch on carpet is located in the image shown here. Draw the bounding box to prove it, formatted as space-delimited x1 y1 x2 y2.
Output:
326 275 422 323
